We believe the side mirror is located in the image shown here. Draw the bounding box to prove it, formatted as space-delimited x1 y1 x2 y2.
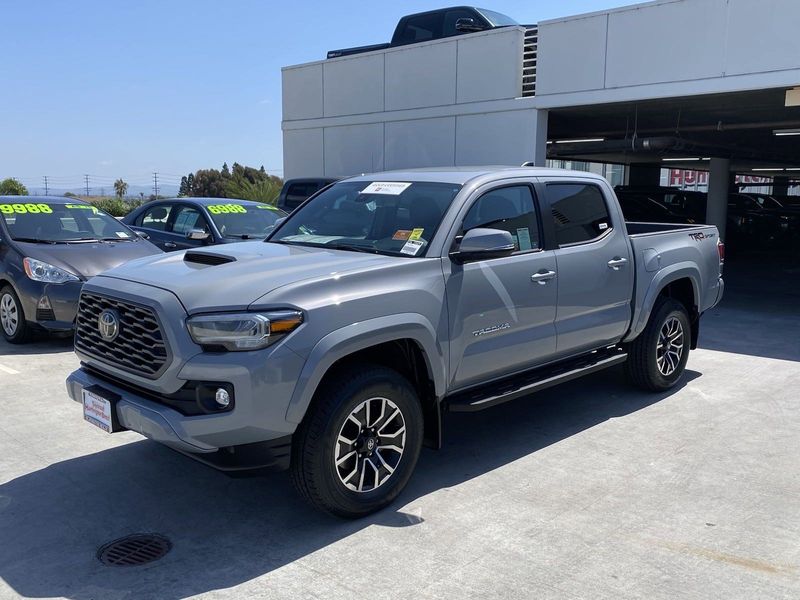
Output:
450 228 515 264
187 228 211 241
455 17 484 33
135 230 150 240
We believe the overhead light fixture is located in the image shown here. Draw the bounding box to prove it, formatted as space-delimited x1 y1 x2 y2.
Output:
663 157 703 162
553 138 605 144
773 128 800 136
752 168 783 172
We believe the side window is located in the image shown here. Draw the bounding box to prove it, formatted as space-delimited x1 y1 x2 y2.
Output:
171 205 209 235
547 183 612 246
398 13 441 43
462 185 540 252
285 182 318 209
140 204 172 231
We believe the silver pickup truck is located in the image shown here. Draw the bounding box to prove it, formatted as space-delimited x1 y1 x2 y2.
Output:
66 167 724 517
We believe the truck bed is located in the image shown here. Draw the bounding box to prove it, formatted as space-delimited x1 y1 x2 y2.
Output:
625 221 723 342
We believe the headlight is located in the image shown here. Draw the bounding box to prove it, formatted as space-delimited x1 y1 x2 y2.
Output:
186 310 303 351
23 258 79 284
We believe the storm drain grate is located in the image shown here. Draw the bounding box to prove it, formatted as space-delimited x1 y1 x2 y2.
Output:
97 533 172 567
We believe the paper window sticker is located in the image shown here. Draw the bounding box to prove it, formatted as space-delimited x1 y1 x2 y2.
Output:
393 230 412 241
116 231 131 238
599 222 609 230
359 182 412 195
400 239 424 255
516 228 532 251
409 228 424 241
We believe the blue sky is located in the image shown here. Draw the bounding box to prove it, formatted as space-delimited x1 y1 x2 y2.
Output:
1 0 634 194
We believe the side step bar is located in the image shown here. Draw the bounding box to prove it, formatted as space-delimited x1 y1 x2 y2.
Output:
446 348 628 413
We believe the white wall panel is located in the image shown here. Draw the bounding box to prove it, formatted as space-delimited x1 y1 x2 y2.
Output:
537 15 608 95
605 0 727 88
323 123 384 177
385 43 457 111
282 65 323 121
283 128 324 179
385 117 456 170
456 30 524 103
323 54 384 117
455 110 539 165
726 0 800 75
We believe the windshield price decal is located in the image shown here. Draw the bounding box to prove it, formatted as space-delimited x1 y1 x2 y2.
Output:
208 204 248 214
0 203 54 215
65 204 97 211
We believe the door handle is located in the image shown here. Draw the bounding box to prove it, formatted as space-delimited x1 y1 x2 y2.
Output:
607 257 628 270
531 270 556 285
163 242 177 249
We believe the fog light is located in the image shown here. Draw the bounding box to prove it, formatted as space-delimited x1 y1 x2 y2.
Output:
215 388 230 408
37 296 52 310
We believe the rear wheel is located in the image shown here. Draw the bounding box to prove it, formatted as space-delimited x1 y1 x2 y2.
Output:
0 286 31 344
290 365 424 518
626 297 690 391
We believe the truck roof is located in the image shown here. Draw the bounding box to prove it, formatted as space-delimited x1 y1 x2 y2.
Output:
345 166 608 185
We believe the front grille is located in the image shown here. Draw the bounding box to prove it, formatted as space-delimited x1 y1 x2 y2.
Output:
75 292 169 378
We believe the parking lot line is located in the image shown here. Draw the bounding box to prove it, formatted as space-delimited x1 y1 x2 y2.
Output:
0 363 19 375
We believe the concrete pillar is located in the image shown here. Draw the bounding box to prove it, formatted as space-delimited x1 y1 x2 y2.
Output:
707 158 730 240
773 175 790 197
626 163 662 187
532 109 549 166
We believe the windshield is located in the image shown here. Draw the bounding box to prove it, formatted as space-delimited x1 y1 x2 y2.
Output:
0 201 138 242
477 8 518 26
206 202 287 239
269 180 462 257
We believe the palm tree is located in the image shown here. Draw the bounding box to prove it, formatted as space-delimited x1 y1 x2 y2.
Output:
113 178 128 199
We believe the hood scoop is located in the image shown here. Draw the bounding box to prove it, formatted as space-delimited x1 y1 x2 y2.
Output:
184 251 236 266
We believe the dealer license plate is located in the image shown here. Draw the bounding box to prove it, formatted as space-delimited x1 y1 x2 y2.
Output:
83 388 115 433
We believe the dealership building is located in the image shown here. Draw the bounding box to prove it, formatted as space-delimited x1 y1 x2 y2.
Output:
281 0 800 238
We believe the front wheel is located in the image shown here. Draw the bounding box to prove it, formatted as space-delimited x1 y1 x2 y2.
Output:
1 286 31 344
290 365 424 518
626 297 691 392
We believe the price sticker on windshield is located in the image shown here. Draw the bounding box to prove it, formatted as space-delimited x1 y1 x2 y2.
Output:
208 204 248 214
359 182 412 195
0 203 54 215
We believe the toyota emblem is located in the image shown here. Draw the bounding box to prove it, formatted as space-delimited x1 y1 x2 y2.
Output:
98 309 120 342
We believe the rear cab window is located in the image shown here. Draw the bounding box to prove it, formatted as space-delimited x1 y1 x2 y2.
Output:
546 183 612 246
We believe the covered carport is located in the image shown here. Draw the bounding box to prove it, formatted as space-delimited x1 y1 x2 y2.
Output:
545 87 800 242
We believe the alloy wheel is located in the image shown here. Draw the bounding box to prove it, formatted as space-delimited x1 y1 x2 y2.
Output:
0 294 19 336
656 316 684 376
334 396 407 493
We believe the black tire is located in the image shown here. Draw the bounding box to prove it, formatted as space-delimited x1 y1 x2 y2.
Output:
290 364 424 518
0 285 31 344
626 297 691 392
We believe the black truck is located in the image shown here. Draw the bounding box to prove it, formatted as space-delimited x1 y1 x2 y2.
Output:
327 6 519 59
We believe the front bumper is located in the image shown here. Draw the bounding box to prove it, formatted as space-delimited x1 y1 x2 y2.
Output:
16 277 81 332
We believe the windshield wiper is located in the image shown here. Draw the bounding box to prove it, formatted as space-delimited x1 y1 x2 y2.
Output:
11 237 56 244
325 243 382 255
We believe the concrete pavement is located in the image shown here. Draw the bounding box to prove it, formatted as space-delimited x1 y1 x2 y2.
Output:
0 259 798 599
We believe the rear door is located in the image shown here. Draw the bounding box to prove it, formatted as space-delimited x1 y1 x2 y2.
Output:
543 180 633 357
445 182 558 390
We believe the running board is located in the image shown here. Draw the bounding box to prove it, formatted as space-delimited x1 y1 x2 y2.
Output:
446 348 628 413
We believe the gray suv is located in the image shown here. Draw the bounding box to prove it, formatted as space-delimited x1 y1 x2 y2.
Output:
67 167 724 517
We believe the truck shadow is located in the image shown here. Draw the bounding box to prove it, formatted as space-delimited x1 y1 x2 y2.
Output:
0 367 698 599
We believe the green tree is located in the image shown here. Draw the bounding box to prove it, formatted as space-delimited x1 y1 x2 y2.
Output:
225 177 281 204
191 169 227 197
113 178 128 199
186 173 194 196
178 176 189 197
0 178 28 195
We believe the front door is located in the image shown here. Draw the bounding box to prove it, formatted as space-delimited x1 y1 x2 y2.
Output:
445 183 558 390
